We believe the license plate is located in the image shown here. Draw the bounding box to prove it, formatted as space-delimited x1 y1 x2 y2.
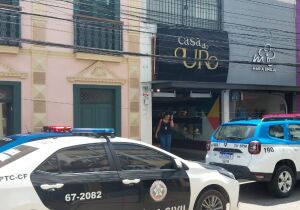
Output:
219 152 234 160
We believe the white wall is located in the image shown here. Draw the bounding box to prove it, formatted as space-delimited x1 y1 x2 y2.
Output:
139 23 157 144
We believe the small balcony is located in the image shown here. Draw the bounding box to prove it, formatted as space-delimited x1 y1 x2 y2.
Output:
0 3 20 46
74 14 123 53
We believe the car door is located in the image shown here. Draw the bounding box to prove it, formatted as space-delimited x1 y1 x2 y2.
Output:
110 142 191 210
31 143 123 210
287 123 300 170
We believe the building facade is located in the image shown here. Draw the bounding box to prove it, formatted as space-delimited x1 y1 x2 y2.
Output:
140 0 299 155
0 0 141 138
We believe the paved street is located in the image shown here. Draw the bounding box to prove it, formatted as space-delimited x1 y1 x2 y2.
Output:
239 181 300 210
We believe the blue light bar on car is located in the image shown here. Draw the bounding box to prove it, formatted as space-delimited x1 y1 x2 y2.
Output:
71 128 115 135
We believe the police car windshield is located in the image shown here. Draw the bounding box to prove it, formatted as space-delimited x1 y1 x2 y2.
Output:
214 125 256 140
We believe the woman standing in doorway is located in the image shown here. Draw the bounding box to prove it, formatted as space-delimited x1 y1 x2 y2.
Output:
155 112 175 152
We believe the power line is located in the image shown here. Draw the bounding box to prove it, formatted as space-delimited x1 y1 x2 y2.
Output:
1 7 298 51
0 1 298 65
0 36 298 69
22 0 298 35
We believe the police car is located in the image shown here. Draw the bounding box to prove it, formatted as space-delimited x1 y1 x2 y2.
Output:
0 126 72 153
206 113 300 197
0 129 239 210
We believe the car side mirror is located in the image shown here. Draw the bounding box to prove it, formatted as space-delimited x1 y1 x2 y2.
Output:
174 159 183 170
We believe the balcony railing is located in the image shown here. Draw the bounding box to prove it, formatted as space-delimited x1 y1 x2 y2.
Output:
74 14 123 53
0 3 20 46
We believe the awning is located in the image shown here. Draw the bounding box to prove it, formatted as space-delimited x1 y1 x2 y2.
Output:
151 81 300 92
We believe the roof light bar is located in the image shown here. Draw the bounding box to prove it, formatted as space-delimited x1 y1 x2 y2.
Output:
262 113 300 122
262 113 300 118
71 128 115 136
43 126 72 133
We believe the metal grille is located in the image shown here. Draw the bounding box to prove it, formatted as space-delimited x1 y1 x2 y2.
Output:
0 1 20 46
75 16 122 52
80 89 114 104
147 0 220 30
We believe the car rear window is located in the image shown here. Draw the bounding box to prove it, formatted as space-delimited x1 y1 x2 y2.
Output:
0 145 37 168
214 124 256 140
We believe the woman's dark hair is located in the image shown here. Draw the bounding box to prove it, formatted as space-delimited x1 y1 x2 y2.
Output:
162 112 172 118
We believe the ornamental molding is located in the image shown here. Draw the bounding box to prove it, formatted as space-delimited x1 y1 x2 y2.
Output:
0 62 28 79
67 61 126 85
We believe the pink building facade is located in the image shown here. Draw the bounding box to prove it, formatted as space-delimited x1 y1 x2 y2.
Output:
0 0 141 138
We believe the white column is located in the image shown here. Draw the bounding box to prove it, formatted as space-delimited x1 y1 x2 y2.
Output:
139 23 157 144
221 90 230 123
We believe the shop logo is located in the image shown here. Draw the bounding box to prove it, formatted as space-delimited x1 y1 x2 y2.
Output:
150 180 168 202
252 44 276 72
174 36 218 70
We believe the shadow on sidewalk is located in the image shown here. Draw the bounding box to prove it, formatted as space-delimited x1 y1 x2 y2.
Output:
239 181 300 207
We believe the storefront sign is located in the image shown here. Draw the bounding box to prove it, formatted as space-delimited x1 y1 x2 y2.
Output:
155 26 229 82
252 44 276 72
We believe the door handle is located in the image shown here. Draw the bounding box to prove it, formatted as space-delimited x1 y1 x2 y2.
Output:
40 183 64 191
122 179 141 185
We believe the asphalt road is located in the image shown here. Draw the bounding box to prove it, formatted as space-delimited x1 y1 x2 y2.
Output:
239 181 300 210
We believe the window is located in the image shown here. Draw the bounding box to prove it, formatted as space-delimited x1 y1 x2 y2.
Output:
269 125 284 139
147 0 220 30
74 0 122 52
35 155 59 173
57 144 110 173
0 0 20 46
288 124 300 141
113 143 176 170
214 125 256 140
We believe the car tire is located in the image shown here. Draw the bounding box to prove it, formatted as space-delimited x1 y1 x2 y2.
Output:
195 189 227 210
268 165 295 198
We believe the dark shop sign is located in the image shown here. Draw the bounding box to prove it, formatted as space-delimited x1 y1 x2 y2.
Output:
155 26 229 82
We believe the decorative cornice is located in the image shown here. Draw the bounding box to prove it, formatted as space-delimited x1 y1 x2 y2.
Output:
67 61 126 85
0 45 20 54
67 77 126 85
75 52 124 63
0 62 28 79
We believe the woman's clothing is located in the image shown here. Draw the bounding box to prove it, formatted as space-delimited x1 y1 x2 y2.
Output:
160 121 172 135
159 120 172 152
160 134 171 152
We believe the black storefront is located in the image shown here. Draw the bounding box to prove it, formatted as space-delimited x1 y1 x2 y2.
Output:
152 25 230 159
152 25 300 160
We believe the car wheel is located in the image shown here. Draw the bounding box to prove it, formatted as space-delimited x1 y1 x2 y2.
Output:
268 165 295 198
195 189 227 210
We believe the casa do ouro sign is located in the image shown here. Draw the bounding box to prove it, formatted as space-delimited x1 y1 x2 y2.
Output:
155 25 229 82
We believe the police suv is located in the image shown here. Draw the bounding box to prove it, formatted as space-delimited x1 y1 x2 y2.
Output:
0 129 239 210
206 114 300 198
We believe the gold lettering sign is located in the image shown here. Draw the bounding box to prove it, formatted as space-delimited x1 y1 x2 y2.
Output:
174 47 219 70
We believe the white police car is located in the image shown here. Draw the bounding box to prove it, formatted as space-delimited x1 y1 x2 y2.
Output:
0 129 239 210
206 114 300 198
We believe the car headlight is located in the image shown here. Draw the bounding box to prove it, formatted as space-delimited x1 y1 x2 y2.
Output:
199 162 236 180
216 167 236 180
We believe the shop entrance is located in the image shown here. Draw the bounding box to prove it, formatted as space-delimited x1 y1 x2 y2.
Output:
73 85 121 135
152 91 221 160
0 82 21 137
